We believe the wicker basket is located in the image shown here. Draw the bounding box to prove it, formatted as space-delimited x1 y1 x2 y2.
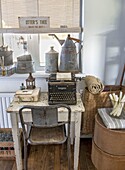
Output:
81 86 125 134
81 65 125 134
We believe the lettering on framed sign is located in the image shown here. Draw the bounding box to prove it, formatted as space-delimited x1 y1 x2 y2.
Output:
18 17 50 28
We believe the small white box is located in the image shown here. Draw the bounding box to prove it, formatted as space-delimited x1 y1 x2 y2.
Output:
14 87 40 102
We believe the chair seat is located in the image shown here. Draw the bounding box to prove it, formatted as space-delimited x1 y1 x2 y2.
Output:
19 105 71 170
28 125 67 144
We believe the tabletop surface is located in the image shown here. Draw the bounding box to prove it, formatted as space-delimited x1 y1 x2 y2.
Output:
7 92 85 113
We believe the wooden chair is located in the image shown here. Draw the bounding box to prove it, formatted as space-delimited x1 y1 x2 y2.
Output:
19 104 71 170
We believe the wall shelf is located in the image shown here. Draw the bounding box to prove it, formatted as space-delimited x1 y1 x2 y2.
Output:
0 27 82 34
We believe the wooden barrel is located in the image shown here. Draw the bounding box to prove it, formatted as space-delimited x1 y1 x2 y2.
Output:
94 114 125 155
91 140 125 170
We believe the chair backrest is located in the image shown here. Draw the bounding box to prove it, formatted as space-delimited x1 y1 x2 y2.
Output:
19 104 71 137
32 106 58 126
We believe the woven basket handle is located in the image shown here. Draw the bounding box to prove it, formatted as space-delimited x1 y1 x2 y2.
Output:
120 64 125 87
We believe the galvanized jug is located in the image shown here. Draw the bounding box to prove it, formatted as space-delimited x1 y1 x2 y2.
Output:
60 34 80 72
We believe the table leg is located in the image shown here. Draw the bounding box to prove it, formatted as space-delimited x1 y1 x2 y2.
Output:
70 122 75 145
10 113 23 170
74 112 81 170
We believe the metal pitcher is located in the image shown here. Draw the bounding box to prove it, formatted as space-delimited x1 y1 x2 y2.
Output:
49 34 81 73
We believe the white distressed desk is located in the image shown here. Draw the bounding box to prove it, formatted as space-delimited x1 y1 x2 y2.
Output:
7 92 84 170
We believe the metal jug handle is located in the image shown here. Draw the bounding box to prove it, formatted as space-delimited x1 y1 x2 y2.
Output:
74 42 83 55
68 35 83 55
68 36 81 43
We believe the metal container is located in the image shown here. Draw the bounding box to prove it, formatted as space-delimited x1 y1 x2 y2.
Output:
16 61 35 74
16 54 35 74
48 34 80 73
59 36 79 72
0 51 13 66
45 46 58 73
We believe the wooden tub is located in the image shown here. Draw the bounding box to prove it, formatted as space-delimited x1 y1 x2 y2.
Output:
94 114 125 155
91 140 125 170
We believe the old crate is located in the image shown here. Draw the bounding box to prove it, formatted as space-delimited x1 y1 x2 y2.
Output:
0 128 22 160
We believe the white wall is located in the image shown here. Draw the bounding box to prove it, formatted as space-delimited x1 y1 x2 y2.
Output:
82 0 125 85
0 73 85 93
0 77 48 93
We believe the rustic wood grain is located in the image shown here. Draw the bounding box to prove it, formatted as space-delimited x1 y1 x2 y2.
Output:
0 139 96 170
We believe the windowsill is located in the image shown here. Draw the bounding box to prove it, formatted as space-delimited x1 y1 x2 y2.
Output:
0 71 85 79
0 71 85 93
0 71 50 79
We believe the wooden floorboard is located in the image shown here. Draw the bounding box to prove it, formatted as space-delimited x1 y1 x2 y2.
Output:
79 139 96 170
0 160 14 170
0 138 96 170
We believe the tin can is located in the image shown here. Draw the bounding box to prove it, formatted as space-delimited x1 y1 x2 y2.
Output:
45 46 58 73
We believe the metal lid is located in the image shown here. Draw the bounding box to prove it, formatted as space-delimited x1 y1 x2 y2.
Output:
46 46 58 54
62 35 75 48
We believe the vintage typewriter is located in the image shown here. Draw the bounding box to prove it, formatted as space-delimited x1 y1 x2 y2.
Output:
48 73 77 105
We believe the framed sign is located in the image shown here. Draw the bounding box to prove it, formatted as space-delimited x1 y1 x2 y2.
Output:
18 16 50 28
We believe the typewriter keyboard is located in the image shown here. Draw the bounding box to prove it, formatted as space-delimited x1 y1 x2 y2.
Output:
49 92 77 105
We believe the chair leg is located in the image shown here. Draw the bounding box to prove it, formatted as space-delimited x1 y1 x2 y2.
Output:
67 137 71 170
24 140 28 170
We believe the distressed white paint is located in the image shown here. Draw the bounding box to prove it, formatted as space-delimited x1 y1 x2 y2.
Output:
7 92 85 170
